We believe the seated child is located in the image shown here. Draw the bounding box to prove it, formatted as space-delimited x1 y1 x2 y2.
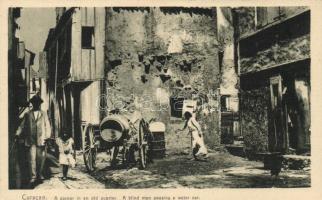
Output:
56 131 76 181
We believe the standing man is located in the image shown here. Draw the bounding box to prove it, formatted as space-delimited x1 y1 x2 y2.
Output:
15 94 51 187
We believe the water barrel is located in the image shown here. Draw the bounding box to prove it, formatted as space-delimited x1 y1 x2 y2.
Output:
99 115 130 144
149 122 166 159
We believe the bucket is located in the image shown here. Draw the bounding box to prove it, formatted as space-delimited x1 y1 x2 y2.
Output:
149 122 166 159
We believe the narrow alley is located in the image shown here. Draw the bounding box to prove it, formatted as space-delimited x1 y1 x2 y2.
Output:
8 6 312 191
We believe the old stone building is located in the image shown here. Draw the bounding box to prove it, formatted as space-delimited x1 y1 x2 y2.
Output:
104 7 221 150
42 7 222 152
234 7 310 157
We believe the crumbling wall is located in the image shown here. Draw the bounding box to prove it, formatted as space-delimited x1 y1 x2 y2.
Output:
240 86 270 156
104 8 221 151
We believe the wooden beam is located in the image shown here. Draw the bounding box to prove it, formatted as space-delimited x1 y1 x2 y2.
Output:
71 8 82 81
81 7 95 27
70 85 75 156
94 8 105 79
54 40 58 98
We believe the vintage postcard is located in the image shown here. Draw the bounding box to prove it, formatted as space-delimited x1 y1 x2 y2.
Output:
1 0 322 200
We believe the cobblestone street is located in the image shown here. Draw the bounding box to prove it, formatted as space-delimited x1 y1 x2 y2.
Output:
35 148 310 189
35 160 105 189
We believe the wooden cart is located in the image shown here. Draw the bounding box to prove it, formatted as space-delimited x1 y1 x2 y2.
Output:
81 115 153 172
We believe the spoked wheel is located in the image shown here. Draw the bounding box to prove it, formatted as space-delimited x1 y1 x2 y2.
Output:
138 120 148 169
83 124 97 172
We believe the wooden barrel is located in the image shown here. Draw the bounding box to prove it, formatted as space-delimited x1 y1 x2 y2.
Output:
99 115 130 144
149 122 166 159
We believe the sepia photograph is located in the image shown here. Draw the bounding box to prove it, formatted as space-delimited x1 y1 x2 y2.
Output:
7 6 311 191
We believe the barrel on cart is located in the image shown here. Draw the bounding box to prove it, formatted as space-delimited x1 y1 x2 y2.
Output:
100 115 131 147
149 122 166 159
81 114 158 172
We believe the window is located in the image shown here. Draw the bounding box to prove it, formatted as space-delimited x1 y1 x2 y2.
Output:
32 78 36 92
221 95 230 111
269 75 282 110
170 96 184 118
81 26 94 49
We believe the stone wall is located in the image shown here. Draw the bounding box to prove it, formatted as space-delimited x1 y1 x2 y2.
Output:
103 8 221 151
240 86 270 155
237 8 310 156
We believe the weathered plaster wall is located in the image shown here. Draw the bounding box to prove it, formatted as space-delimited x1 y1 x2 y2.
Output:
240 86 270 155
217 7 238 111
104 8 221 150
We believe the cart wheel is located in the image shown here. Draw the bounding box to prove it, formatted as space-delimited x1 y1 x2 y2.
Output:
83 125 97 172
139 120 148 169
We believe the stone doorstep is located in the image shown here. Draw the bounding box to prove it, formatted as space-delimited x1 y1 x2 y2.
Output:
225 144 245 157
282 154 311 170
261 152 311 170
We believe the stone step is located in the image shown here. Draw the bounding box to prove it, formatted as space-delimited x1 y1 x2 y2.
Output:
263 153 310 170
225 144 245 157
282 155 311 170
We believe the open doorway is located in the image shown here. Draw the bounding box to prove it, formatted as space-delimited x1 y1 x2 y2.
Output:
269 69 310 154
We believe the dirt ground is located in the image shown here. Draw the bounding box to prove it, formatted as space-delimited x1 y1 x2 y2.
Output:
35 142 310 189
71 148 311 189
